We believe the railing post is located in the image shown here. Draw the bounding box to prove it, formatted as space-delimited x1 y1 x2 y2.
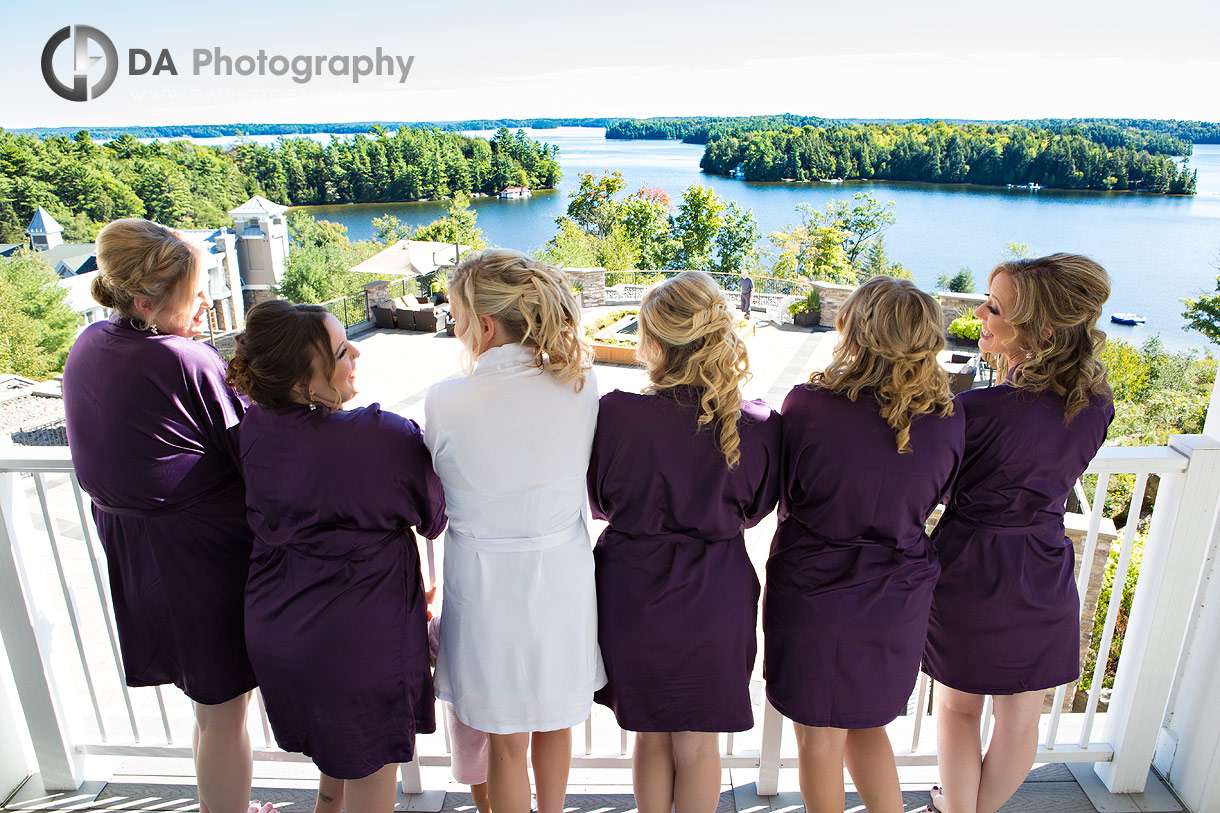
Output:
0 630 32 797
398 759 443 811
1152 388 1220 812
1095 435 1220 793
0 472 82 789
756 698 783 795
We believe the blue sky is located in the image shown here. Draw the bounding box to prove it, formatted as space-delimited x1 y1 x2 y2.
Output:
3 0 1218 128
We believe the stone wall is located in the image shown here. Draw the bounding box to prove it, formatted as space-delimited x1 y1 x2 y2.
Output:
937 292 987 329
565 268 607 307
362 280 392 307
242 287 279 313
810 280 856 327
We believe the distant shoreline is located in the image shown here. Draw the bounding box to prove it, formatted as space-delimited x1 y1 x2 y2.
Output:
9 115 1219 143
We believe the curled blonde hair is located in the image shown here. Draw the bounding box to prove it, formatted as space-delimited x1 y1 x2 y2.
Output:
812 276 953 454
638 271 751 468
92 218 200 328
989 254 1112 422
449 249 591 390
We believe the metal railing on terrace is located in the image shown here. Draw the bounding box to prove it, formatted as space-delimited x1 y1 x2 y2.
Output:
604 270 813 296
1 434 1216 799
320 277 414 331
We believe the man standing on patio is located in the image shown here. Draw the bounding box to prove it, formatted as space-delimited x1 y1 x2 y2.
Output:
740 269 754 320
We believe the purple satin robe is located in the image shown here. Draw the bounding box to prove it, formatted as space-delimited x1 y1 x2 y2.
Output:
239 403 446 779
588 387 781 732
63 318 256 704
764 385 964 728
923 384 1114 695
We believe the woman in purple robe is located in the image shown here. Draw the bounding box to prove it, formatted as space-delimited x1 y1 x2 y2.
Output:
589 271 781 813
764 276 963 813
63 218 257 813
922 255 1113 813
226 301 445 812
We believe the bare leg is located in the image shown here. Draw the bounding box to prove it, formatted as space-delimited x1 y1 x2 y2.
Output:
343 763 399 813
792 723 848 813
633 732 675 813
314 773 345 813
843 727 903 813
470 782 491 813
488 733 531 813
934 686 986 813
976 691 1044 813
194 692 253 813
531 728 572 813
670 732 722 813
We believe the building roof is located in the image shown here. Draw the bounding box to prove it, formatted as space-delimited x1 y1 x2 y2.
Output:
26 206 64 236
38 243 96 276
180 228 232 256
179 227 224 241
228 195 289 217
0 245 20 258
349 240 472 278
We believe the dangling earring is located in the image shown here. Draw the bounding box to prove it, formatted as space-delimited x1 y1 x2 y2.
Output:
148 323 159 335
1025 350 1033 360
307 391 318 411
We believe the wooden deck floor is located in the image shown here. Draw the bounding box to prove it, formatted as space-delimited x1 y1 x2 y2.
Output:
3 761 1187 813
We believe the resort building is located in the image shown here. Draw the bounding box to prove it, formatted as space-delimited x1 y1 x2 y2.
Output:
4 198 289 333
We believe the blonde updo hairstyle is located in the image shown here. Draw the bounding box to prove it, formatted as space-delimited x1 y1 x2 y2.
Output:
448 249 591 390
812 276 953 454
226 300 338 409
987 254 1111 423
92 218 201 330
638 271 751 468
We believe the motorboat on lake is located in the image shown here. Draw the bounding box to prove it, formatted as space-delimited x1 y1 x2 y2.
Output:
1111 313 1147 325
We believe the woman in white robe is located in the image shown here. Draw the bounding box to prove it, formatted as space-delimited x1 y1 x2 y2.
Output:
424 249 604 813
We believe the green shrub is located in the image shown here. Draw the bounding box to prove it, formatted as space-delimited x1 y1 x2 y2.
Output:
788 289 821 316
948 316 982 341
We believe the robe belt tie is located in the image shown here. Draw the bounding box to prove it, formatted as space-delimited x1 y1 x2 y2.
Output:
938 510 1065 536
89 482 243 519
445 516 586 553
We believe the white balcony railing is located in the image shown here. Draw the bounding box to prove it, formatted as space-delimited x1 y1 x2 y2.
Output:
1 437 1218 800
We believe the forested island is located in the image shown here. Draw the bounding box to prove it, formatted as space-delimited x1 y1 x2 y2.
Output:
0 126 560 242
605 115 1220 148
696 122 1197 193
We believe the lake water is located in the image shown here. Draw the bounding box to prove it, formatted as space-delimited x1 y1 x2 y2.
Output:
209 127 1219 352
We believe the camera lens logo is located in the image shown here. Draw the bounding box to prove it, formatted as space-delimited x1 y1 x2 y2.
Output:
41 25 118 102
